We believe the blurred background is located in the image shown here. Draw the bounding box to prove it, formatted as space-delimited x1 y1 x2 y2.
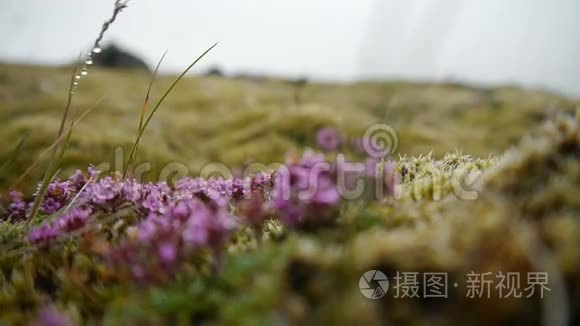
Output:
1 0 579 97
0 0 579 192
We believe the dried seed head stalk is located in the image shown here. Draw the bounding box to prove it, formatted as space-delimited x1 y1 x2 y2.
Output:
73 0 130 92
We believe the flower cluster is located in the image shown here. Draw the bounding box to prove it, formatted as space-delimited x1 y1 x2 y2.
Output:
28 223 59 244
39 180 71 215
1 167 99 222
3 147 399 284
272 150 341 229
27 205 94 245
17 150 395 249
14 169 266 281
110 197 237 282
6 191 27 220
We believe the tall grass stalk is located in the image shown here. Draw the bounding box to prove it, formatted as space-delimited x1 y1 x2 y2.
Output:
11 98 103 190
26 64 79 222
124 50 168 175
123 42 218 178
23 0 129 222
138 50 168 133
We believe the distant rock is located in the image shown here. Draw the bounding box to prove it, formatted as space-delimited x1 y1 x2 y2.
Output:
92 44 149 71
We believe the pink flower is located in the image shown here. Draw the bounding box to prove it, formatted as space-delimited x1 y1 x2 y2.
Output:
273 151 341 229
316 127 342 152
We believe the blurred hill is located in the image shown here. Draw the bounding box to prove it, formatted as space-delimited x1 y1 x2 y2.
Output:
0 63 578 192
90 44 149 71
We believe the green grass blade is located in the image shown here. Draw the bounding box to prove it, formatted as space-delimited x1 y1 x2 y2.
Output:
11 97 103 190
26 58 80 222
138 50 168 133
125 50 168 176
26 166 62 225
123 42 218 178
27 126 72 223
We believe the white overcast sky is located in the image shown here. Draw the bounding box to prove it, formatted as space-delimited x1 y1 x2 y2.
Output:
1 0 579 97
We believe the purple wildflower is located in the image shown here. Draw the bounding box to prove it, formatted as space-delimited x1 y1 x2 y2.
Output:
56 206 93 232
111 196 237 282
316 127 342 152
225 177 250 201
207 178 232 199
40 197 63 215
158 242 177 266
206 208 237 250
136 217 159 242
175 177 226 204
251 171 273 192
140 183 170 216
37 306 71 326
30 180 72 215
272 151 341 229
87 165 101 179
28 224 59 244
46 180 71 200
182 214 210 247
6 191 27 220
179 198 235 250
170 200 190 220
122 178 143 204
85 176 124 210
68 170 87 192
